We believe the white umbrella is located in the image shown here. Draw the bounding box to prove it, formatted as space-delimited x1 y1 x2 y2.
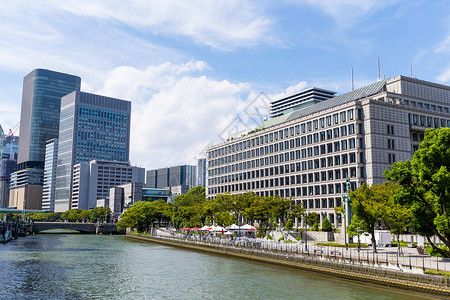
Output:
241 224 256 231
227 224 240 230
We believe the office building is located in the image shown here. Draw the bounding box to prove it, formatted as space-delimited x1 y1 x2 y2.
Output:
270 87 336 118
72 160 144 210
17 69 81 168
198 158 206 187
206 75 450 228
42 139 58 211
0 135 19 207
146 164 197 191
54 91 131 212
8 168 44 210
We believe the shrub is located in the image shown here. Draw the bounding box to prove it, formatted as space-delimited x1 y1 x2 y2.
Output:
278 236 285 241
321 216 332 232
267 234 273 240
316 242 368 248
424 270 450 278
285 219 293 231
296 235 302 241
312 221 319 231
425 245 449 257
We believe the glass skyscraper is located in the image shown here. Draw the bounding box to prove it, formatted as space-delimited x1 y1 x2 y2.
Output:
54 91 131 212
18 69 81 168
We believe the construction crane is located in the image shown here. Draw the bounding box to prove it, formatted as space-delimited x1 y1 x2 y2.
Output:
3 122 19 160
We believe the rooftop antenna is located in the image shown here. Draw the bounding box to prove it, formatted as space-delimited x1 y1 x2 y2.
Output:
410 64 413 77
351 66 354 91
377 56 381 82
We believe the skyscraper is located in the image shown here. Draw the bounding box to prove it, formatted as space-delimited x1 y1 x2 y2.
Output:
0 135 19 207
54 91 131 212
17 69 81 168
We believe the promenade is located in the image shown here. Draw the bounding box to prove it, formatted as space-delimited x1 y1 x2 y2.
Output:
154 228 450 273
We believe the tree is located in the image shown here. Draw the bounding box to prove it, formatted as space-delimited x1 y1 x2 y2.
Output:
347 217 364 250
312 221 319 231
90 207 111 223
384 128 450 257
321 216 332 232
350 182 399 253
116 200 166 232
382 197 411 254
306 212 319 227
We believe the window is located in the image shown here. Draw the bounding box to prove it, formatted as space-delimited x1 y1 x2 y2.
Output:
349 138 355 149
341 126 347 136
348 109 354 120
349 124 355 134
327 116 332 126
333 113 339 124
340 111 346 122
341 140 348 150
320 118 325 128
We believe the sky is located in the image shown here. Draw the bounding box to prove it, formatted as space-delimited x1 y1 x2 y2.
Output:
1 0 450 170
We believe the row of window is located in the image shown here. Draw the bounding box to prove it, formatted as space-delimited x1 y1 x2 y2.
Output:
409 114 450 128
208 143 361 179
208 179 357 199
209 165 361 187
208 109 361 159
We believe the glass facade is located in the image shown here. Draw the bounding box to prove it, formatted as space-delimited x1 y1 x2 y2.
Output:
54 91 131 212
18 69 81 167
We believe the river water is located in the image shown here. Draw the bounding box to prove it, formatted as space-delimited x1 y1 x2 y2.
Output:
0 234 435 299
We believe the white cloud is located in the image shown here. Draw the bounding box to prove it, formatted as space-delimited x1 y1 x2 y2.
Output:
43 0 277 50
437 68 450 83
98 61 251 169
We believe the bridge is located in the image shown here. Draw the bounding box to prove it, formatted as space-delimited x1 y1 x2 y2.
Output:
28 222 120 234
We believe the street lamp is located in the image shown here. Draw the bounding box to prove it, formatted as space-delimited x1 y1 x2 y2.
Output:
304 212 308 251
342 177 351 250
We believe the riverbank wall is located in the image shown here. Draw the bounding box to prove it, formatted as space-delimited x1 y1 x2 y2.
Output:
127 234 450 297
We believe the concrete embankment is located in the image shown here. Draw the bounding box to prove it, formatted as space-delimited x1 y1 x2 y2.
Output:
127 234 450 297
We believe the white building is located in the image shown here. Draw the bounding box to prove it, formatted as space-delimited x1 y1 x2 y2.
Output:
206 75 450 228
42 138 58 211
71 160 145 210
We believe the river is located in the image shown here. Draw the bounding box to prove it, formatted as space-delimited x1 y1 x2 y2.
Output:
0 234 435 299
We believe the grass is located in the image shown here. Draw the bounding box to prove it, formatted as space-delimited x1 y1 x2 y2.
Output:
284 240 297 243
316 242 368 248
424 270 450 278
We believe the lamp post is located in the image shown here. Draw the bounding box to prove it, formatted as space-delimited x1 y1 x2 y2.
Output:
343 177 351 250
304 212 308 251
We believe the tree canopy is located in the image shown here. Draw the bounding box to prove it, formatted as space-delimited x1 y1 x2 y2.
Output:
384 128 450 257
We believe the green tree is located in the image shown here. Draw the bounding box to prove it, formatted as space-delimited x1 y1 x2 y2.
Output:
116 200 166 232
312 220 319 231
384 128 450 257
321 216 332 232
350 182 399 253
61 209 82 222
382 196 411 254
90 207 111 223
306 212 319 227
347 217 364 249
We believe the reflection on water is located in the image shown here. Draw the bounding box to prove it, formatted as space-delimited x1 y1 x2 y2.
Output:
0 235 434 299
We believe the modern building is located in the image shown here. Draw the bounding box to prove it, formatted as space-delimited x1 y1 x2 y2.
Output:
0 135 19 207
197 158 206 187
71 160 144 210
42 139 58 211
8 168 44 210
17 69 81 169
109 183 171 218
54 91 131 212
206 75 450 228
146 164 197 191
270 87 336 118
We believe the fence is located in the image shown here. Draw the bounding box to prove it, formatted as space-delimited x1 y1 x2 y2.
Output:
154 229 450 273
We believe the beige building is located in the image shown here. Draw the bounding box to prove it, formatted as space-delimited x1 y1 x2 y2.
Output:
206 76 450 227
9 168 43 210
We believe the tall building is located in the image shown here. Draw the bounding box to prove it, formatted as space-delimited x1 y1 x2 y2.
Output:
54 91 131 212
146 164 198 191
0 135 19 207
206 75 450 228
72 160 144 210
17 69 81 168
42 139 58 211
197 158 206 187
270 87 336 118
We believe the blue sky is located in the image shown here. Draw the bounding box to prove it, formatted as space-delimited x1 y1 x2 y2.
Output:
1 0 450 169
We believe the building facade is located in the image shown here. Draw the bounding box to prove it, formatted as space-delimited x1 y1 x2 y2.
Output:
0 135 19 207
54 91 131 212
8 168 44 210
146 164 198 190
270 87 336 118
71 160 145 210
206 76 450 228
42 139 58 211
197 158 206 187
17 69 81 168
